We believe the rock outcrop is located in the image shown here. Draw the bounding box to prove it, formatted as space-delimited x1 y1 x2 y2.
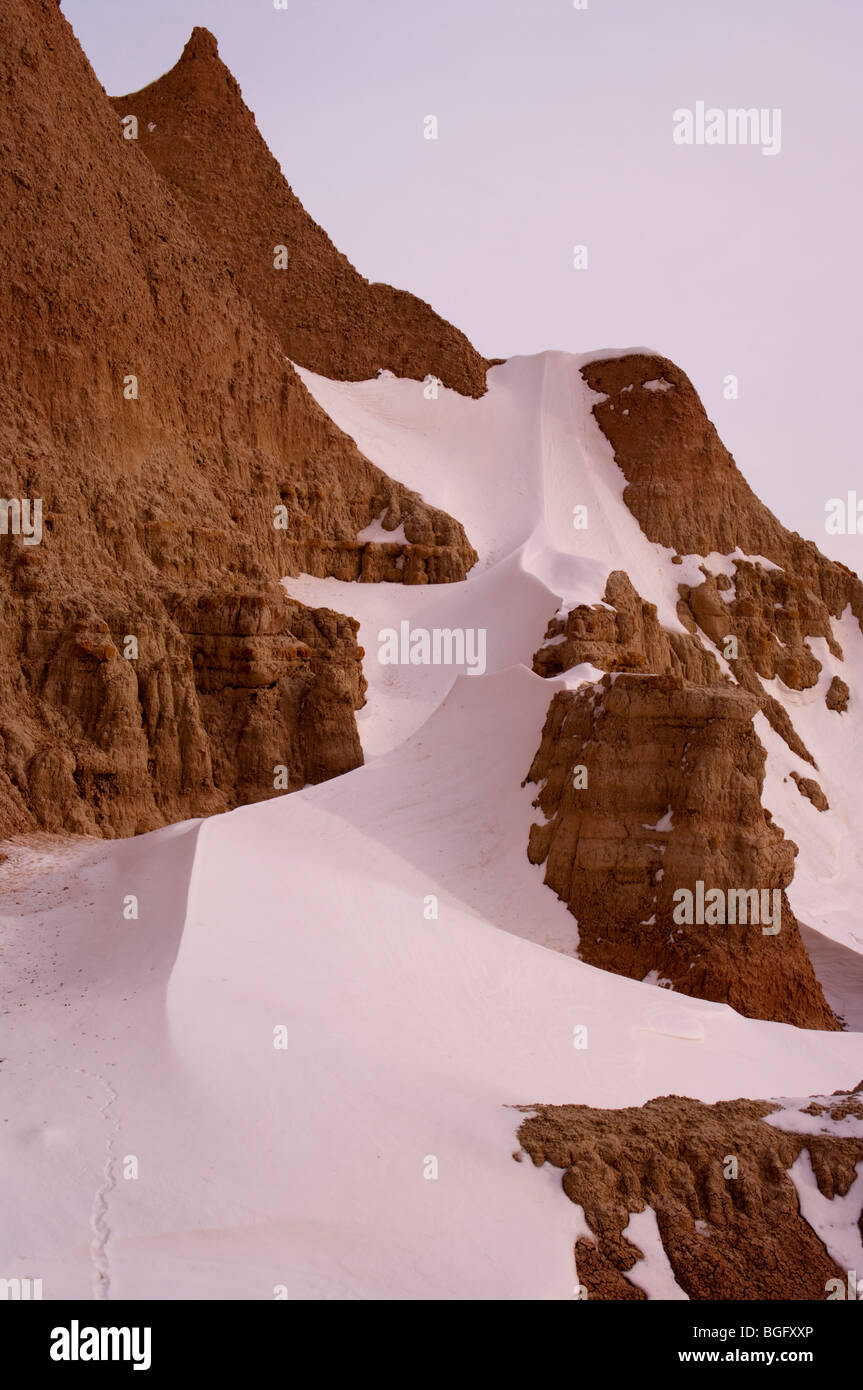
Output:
580 353 863 611
534 354 863 764
526 673 839 1029
580 353 863 741
534 562 823 765
533 570 720 684
517 1088 863 1300
110 28 491 397
826 675 849 713
527 354 862 1025
790 771 829 812
0 0 476 837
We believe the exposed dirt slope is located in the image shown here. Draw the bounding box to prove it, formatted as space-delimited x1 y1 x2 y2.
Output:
518 1088 863 1300
582 353 863 595
0 0 475 837
535 355 863 762
110 28 491 397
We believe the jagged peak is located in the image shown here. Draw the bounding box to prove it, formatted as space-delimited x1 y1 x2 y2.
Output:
181 27 221 63
138 25 242 108
108 22 490 397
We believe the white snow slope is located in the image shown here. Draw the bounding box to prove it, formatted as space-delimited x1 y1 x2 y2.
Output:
2 352 862 1300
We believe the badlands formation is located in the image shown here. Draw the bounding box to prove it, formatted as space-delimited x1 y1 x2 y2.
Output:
1 0 862 1301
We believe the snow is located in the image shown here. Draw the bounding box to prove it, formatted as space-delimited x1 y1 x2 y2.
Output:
3 349 863 1300
785 1151 863 1277
763 1101 863 1298
294 353 698 637
673 549 781 589
642 970 673 988
763 1095 863 1140
5 757 861 1300
622 1207 689 1298
356 510 408 544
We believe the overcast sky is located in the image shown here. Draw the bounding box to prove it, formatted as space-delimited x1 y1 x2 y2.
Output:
62 0 863 567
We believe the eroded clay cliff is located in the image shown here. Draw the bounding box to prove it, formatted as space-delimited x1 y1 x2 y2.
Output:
534 353 863 761
110 28 491 397
585 353 863 733
526 351 862 1026
526 673 838 1029
0 0 476 837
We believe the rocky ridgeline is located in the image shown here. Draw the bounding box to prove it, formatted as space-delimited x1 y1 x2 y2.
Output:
0 0 480 837
110 27 491 397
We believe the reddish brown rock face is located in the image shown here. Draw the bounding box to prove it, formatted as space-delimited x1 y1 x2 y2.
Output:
580 352 863 626
0 0 476 838
109 28 491 398
790 771 829 812
526 353 863 1028
533 570 720 683
534 356 863 766
526 674 839 1030
534 560 839 766
517 1089 863 1301
826 675 850 713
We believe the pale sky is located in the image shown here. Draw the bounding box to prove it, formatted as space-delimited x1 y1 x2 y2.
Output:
62 0 863 568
